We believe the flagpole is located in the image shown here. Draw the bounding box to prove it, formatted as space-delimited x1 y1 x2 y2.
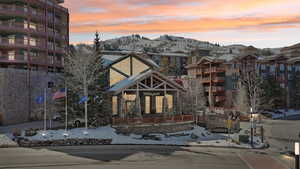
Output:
43 88 47 133
65 86 68 132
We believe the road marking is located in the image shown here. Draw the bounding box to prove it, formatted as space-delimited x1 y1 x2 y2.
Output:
238 153 255 169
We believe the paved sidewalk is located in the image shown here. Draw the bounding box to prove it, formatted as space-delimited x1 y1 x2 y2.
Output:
0 120 63 133
239 151 289 169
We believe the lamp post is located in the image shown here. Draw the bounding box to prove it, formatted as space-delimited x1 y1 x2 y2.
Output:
250 107 254 147
295 142 299 169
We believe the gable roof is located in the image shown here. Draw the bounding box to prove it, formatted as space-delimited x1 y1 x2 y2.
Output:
102 53 159 69
109 70 185 94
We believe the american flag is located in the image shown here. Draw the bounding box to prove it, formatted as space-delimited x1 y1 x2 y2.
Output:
52 88 66 100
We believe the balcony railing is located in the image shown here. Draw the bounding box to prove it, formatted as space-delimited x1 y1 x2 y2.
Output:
204 86 225 92
201 77 225 83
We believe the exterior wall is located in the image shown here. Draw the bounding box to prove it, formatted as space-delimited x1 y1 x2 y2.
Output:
0 68 60 125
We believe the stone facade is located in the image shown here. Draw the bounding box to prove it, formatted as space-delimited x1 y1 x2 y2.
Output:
0 68 60 125
114 122 193 135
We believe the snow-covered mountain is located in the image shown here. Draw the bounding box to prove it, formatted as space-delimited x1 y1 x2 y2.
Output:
99 34 297 58
103 34 218 53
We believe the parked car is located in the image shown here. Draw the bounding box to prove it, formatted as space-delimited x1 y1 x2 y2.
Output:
69 118 85 127
52 113 62 121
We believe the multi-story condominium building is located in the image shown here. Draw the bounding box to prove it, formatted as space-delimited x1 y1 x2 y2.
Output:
0 0 69 72
0 0 68 125
187 47 300 112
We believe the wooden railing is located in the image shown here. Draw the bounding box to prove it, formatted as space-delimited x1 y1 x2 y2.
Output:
112 114 194 125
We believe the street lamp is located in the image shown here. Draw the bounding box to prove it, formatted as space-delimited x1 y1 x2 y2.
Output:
250 107 254 147
295 142 299 169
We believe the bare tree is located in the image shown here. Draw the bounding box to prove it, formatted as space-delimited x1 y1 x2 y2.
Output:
234 85 250 113
239 67 262 112
64 45 103 129
182 78 207 117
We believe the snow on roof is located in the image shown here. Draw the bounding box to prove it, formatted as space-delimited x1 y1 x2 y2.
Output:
102 54 125 67
216 54 236 61
109 70 153 92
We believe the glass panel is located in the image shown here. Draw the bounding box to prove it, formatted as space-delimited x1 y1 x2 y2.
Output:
8 51 15 60
167 94 173 111
145 96 150 114
29 38 37 46
270 65 275 72
8 35 15 44
279 64 284 71
124 94 136 101
29 22 37 30
112 96 118 115
156 96 163 113
132 57 149 76
112 57 130 76
109 68 126 86
24 20 28 29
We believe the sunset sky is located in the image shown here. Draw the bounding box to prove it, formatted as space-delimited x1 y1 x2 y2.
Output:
63 0 300 48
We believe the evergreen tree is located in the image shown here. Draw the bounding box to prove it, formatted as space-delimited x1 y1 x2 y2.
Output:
293 73 300 109
260 75 285 109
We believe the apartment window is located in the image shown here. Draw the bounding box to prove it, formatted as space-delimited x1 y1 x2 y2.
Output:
296 65 300 72
23 5 28 12
8 35 15 44
260 64 266 70
288 65 292 71
24 20 28 29
270 65 275 72
29 22 37 30
24 51 28 61
288 74 293 80
8 51 15 60
31 8 37 15
279 64 284 71
29 38 37 46
24 36 29 45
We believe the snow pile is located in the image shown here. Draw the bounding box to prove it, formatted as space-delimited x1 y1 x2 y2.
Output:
0 134 18 147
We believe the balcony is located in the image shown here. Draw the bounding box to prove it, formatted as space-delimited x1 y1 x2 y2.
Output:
201 77 225 83
204 86 225 92
0 23 65 41
213 77 225 82
0 38 46 50
200 67 225 74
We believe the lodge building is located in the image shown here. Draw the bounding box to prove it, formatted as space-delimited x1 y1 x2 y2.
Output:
102 53 192 125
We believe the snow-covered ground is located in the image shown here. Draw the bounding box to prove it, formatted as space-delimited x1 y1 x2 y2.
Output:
9 126 262 148
0 134 18 148
0 125 264 148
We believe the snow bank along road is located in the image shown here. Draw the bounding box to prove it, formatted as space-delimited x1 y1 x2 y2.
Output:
0 145 288 169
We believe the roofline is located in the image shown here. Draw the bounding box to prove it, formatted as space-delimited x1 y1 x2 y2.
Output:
110 70 186 95
106 53 159 69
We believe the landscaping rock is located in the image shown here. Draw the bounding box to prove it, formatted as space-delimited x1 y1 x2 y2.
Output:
17 138 112 147
25 128 38 137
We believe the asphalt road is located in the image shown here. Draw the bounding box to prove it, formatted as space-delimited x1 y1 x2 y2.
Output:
0 145 256 169
263 119 300 151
